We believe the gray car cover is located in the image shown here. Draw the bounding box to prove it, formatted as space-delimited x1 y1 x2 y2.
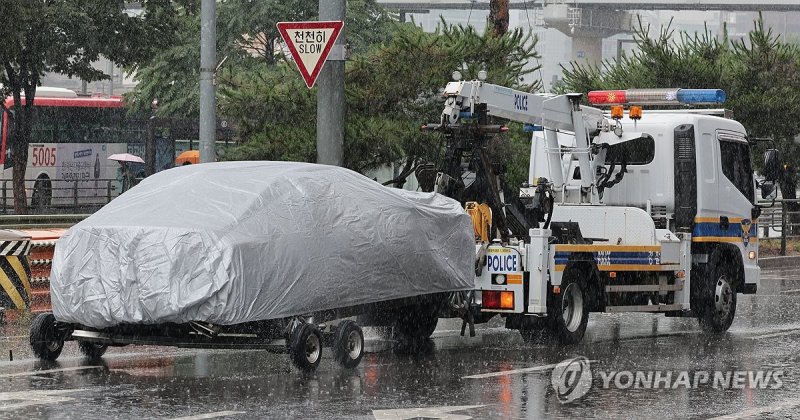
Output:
51 161 475 328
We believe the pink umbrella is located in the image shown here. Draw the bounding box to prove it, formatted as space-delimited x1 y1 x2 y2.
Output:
107 153 144 164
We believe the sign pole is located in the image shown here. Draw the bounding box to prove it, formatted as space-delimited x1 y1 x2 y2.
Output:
199 0 217 164
317 0 346 166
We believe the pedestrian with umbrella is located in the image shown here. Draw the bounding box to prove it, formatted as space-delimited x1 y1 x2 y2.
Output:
108 153 144 193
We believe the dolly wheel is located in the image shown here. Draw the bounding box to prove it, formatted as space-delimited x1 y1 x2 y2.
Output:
30 313 65 361
333 321 364 369
78 341 108 360
289 323 323 372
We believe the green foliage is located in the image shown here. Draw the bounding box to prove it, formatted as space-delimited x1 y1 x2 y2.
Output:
222 19 541 183
0 0 188 213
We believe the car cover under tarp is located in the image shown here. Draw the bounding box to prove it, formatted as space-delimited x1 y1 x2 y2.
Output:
51 161 475 328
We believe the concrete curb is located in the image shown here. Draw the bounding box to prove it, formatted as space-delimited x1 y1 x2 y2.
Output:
760 255 800 269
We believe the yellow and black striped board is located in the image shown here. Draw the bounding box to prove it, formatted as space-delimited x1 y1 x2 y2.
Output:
0 238 32 310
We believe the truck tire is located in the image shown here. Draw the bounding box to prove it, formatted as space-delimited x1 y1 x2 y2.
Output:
394 304 439 341
289 323 322 372
698 258 737 333
78 341 108 360
333 320 364 369
549 267 589 344
30 313 65 361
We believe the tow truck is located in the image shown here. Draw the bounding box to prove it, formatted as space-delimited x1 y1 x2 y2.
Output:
426 74 781 343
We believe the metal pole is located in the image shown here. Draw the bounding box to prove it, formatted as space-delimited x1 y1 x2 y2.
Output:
199 0 217 164
781 200 787 256
316 0 346 166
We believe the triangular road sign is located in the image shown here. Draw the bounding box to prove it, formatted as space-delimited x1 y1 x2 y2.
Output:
277 21 344 88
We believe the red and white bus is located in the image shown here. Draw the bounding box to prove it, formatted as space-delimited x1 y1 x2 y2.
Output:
1 88 155 211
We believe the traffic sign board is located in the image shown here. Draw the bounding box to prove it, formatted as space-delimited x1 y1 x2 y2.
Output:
276 21 344 88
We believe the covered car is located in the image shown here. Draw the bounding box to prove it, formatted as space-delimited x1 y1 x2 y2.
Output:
51 161 475 328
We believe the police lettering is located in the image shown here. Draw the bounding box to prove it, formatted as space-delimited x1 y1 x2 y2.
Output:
514 94 528 111
487 254 518 272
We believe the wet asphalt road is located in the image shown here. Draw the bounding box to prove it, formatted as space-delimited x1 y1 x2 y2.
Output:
1 266 799 419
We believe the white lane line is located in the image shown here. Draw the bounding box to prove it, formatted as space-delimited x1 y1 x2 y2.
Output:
0 389 88 411
171 411 246 420
707 397 800 420
748 329 800 340
373 405 484 420
0 365 104 378
463 361 598 379
779 288 800 294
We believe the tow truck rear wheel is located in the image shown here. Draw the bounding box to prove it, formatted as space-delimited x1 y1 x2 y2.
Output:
333 320 364 369
289 323 323 372
549 268 589 344
30 313 65 361
394 300 440 341
698 261 737 333
78 341 108 360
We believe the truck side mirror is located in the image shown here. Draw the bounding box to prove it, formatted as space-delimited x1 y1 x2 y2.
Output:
764 149 781 182
760 181 776 200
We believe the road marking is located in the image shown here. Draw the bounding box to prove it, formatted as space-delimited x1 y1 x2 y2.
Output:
373 405 484 420
171 411 246 420
779 288 800 294
747 329 800 340
0 389 88 411
0 365 104 378
707 397 800 419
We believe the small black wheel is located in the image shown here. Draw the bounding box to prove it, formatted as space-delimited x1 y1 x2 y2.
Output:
394 299 441 341
549 267 589 344
698 259 738 333
30 313 65 361
333 320 364 369
289 323 323 372
518 317 550 343
78 341 108 360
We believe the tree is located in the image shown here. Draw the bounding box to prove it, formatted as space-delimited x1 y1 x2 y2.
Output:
221 20 541 190
0 0 185 213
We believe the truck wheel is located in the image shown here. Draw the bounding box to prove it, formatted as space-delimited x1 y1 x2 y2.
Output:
698 262 737 333
30 313 65 361
394 308 439 340
78 341 108 360
333 320 364 369
549 269 589 344
289 323 322 372
519 317 550 343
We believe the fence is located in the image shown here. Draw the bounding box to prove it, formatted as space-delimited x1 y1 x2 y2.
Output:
757 198 800 256
0 178 119 215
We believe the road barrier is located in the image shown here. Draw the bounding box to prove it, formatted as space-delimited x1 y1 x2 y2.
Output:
758 198 800 256
0 230 32 322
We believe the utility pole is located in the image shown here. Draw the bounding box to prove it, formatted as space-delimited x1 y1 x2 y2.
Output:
489 0 509 37
199 0 217 163
316 0 346 166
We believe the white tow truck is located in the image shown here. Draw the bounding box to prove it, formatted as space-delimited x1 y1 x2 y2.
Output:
427 76 781 343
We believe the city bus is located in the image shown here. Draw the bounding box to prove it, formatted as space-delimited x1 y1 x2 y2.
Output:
0 88 173 212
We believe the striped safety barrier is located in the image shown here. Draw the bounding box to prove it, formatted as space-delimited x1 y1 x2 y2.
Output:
0 232 33 312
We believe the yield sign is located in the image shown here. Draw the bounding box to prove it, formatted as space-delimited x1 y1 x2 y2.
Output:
277 21 344 88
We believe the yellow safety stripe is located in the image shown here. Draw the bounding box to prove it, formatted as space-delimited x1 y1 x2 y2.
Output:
0 269 25 309
7 256 31 299
694 216 747 223
691 237 758 244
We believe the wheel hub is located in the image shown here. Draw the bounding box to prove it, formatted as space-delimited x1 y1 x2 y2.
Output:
714 276 733 316
304 333 321 364
562 283 584 333
346 330 362 359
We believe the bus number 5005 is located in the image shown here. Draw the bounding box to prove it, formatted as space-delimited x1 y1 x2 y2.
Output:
32 147 56 167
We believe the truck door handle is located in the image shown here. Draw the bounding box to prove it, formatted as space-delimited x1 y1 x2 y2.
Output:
720 216 729 230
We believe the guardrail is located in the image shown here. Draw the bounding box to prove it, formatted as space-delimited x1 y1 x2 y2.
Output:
0 214 89 229
758 198 800 256
0 178 119 215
